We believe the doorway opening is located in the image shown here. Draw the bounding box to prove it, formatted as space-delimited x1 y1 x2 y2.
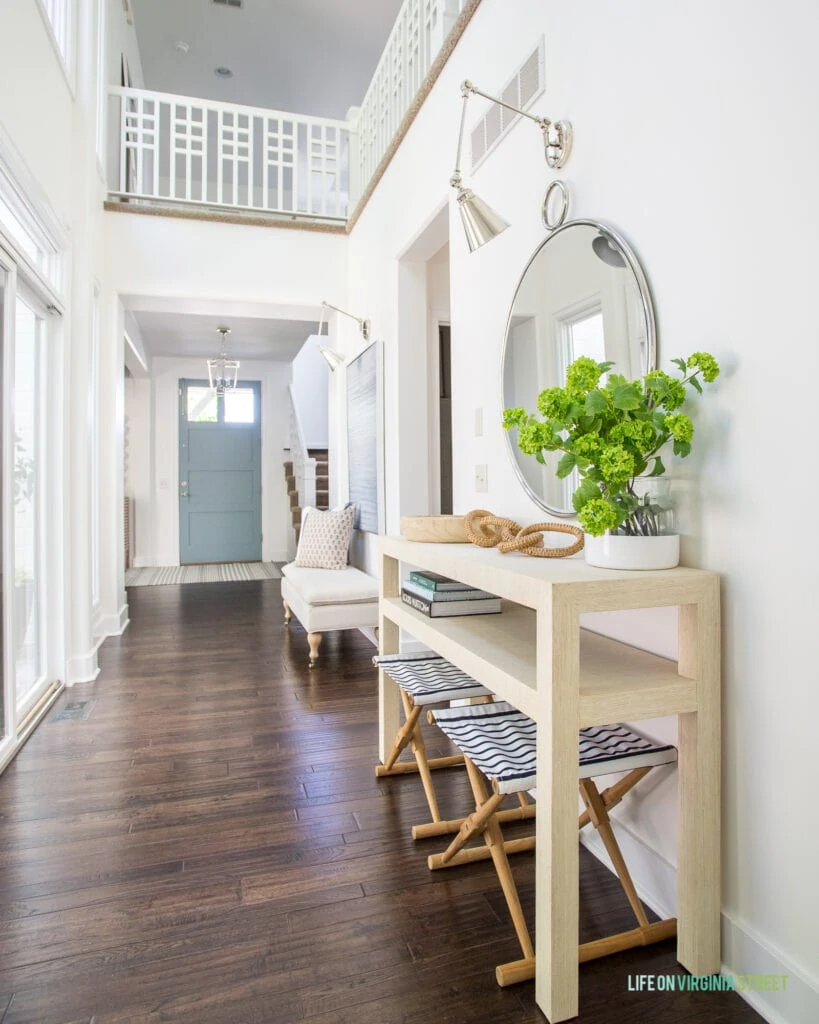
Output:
438 325 452 515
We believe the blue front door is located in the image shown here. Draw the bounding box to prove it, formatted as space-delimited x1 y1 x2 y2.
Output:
179 380 262 564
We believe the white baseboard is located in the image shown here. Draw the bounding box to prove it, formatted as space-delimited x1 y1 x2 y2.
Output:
65 649 101 684
721 910 819 1024
97 602 130 637
582 823 819 1024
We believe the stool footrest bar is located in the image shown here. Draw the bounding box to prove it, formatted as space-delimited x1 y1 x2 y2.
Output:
412 803 536 839
427 835 535 870
375 754 464 777
579 918 677 963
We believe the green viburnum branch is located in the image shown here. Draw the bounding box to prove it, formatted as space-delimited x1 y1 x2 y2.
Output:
503 352 720 536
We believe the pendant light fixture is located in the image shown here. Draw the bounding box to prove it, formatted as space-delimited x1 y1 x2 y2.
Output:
207 326 240 393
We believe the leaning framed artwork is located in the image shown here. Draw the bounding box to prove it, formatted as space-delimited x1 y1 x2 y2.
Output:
345 340 385 533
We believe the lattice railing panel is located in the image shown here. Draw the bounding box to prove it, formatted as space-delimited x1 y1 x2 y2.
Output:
350 0 462 206
110 87 350 221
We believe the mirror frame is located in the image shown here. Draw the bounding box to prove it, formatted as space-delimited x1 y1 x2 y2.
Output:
500 218 658 518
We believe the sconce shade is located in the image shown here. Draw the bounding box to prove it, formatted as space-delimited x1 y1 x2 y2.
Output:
457 188 509 252
319 345 344 371
592 233 627 268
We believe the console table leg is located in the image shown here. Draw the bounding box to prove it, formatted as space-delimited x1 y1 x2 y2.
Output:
535 600 580 1023
677 588 721 975
378 554 402 765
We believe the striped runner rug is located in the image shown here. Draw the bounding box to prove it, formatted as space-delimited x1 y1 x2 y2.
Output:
125 563 282 587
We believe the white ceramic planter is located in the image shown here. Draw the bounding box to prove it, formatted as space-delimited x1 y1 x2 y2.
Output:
584 533 680 570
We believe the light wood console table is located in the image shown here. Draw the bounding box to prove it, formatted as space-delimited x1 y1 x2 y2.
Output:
378 537 720 1023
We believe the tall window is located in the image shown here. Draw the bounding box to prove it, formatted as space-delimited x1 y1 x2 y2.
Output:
36 0 75 78
13 296 46 713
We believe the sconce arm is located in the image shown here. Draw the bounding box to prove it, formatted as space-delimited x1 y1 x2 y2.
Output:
321 300 371 341
452 79 573 172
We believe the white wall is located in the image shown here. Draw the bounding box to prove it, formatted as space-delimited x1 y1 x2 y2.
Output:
148 356 291 566
104 211 348 306
291 333 329 449
346 2 819 1021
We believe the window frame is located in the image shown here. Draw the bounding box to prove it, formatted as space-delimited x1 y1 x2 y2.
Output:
33 0 77 95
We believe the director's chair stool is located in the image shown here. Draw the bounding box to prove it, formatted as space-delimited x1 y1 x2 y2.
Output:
429 700 678 986
373 652 535 842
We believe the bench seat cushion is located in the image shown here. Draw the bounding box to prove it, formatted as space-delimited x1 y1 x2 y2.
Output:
281 563 379 606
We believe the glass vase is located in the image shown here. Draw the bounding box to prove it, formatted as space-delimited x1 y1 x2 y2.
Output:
617 477 676 537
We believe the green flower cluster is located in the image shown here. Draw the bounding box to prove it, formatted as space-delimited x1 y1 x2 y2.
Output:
537 387 573 422
503 350 720 536
577 498 619 535
687 352 720 382
664 413 694 444
517 421 552 455
599 445 635 484
565 356 603 392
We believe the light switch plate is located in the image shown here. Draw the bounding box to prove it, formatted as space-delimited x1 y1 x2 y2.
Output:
475 464 488 492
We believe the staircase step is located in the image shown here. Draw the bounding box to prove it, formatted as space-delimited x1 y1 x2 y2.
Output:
286 475 296 491
289 492 299 508
284 460 293 476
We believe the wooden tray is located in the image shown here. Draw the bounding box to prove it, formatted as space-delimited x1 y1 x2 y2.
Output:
400 515 469 543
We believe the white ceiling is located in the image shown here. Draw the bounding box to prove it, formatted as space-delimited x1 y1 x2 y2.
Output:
132 310 319 362
131 0 405 119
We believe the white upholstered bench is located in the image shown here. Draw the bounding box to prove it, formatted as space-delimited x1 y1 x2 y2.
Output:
281 563 379 668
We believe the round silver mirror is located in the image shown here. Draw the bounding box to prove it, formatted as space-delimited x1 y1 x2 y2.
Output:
501 220 657 516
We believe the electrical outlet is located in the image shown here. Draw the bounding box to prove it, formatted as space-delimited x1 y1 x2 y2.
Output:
475 464 488 492
474 407 483 437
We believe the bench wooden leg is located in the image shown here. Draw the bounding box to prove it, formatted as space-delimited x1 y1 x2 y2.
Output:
283 601 292 625
307 632 322 668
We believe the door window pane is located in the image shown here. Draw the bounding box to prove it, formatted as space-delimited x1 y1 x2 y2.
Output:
14 299 43 708
187 386 217 422
224 388 256 424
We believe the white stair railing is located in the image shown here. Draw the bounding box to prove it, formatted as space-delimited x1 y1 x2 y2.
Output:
287 384 317 515
348 0 463 207
108 87 350 221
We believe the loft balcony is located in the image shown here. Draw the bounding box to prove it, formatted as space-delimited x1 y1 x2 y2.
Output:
107 87 351 225
105 0 468 227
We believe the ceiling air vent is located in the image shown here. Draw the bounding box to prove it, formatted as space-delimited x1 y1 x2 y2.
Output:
469 37 545 171
213 0 243 8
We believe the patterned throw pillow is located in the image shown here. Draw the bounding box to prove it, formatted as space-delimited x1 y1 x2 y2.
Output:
295 505 356 569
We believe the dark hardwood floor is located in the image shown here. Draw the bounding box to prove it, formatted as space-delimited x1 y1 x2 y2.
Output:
0 581 764 1023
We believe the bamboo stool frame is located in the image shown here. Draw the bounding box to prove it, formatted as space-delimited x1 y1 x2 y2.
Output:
374 660 536 843
429 754 677 987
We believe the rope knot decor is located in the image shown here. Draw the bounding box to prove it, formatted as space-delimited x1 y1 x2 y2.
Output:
464 509 584 559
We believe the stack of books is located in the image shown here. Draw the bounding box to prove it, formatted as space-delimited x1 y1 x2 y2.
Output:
401 570 502 617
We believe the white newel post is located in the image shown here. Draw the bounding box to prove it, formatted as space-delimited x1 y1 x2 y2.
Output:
346 105 361 211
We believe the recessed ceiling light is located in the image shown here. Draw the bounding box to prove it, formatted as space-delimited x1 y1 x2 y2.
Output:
214 66 234 78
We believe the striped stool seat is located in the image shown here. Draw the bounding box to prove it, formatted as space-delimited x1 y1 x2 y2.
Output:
432 703 677 793
374 652 492 704
373 653 534 841
428 700 679 987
